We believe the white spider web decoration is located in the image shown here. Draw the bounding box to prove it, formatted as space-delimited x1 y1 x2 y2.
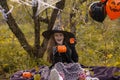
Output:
10 0 61 16
36 0 61 16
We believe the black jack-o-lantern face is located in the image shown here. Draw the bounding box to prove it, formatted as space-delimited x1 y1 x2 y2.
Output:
106 0 120 20
89 1 106 22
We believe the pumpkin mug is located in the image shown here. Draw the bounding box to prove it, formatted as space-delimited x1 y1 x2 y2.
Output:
57 45 67 53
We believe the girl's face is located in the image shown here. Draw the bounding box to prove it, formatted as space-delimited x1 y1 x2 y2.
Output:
54 33 64 45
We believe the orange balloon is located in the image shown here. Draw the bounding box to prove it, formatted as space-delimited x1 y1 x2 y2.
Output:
57 45 67 53
22 72 32 78
106 0 120 20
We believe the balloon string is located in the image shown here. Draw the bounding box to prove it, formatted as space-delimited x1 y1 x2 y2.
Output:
101 22 108 65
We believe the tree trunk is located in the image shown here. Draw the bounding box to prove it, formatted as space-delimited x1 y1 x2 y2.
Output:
0 0 33 57
32 2 41 57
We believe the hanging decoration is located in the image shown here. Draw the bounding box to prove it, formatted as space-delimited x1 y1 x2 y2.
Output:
89 0 120 21
0 5 14 20
10 0 32 6
89 1 107 22
36 0 61 16
10 0 61 16
10 0 21 4
106 0 120 20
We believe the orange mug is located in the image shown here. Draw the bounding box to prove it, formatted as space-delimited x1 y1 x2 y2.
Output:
57 45 67 53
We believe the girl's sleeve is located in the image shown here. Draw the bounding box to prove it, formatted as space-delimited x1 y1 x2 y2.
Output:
70 45 79 62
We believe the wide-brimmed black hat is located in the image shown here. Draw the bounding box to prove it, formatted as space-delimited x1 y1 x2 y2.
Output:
42 24 75 39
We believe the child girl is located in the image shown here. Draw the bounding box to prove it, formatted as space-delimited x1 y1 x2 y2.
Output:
42 24 78 65
42 23 99 80
42 24 84 80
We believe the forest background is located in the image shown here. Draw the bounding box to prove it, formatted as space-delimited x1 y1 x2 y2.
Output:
0 0 120 79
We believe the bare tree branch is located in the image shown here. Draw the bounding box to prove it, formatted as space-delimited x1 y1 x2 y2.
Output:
80 0 87 4
32 3 41 57
48 0 65 30
39 17 49 23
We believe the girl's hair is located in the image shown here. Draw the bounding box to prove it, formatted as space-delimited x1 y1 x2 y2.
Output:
46 34 56 63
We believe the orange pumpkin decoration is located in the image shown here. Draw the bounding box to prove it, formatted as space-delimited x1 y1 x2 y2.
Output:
57 45 67 53
22 72 32 78
70 38 75 44
106 0 120 20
